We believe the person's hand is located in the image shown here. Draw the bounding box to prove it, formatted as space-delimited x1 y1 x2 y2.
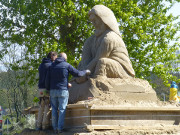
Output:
68 83 72 88
86 69 91 75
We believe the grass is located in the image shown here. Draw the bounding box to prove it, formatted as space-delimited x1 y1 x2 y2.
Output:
2 114 36 135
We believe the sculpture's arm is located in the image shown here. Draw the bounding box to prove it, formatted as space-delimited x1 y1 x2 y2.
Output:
86 38 112 72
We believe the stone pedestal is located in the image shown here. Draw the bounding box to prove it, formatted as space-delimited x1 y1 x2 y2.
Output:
64 104 180 129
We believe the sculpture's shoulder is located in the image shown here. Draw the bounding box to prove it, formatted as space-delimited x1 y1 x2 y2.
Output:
104 31 121 43
103 31 125 48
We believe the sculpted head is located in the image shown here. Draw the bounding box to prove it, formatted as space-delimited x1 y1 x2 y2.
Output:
89 13 106 29
88 5 121 36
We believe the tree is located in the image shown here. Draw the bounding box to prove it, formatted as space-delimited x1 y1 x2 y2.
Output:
0 72 13 117
0 0 180 87
0 44 37 121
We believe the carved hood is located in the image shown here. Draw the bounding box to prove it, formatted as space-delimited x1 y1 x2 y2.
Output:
88 5 121 37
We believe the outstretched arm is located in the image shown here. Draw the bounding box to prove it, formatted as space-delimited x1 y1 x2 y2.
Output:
68 64 87 77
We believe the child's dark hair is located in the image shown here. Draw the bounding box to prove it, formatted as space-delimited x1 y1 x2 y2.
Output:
47 51 58 59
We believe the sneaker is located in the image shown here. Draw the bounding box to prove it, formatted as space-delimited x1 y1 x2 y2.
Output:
61 128 68 132
36 127 42 131
54 130 58 134
57 130 62 133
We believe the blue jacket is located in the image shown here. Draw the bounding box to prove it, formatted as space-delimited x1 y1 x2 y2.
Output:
45 57 86 90
38 58 52 89
171 81 178 89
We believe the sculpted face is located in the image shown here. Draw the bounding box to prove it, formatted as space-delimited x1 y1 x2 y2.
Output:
89 13 107 36
89 14 103 29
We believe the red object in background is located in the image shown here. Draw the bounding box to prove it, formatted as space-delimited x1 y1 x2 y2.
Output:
40 92 43 95
0 120 2 123
88 97 93 100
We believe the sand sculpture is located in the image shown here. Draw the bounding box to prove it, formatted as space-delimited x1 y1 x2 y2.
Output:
78 5 135 78
69 5 157 104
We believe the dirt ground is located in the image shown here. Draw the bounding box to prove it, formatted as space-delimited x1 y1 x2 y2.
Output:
16 125 180 135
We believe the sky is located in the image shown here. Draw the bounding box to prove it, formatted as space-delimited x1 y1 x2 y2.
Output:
166 2 180 48
167 2 180 16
